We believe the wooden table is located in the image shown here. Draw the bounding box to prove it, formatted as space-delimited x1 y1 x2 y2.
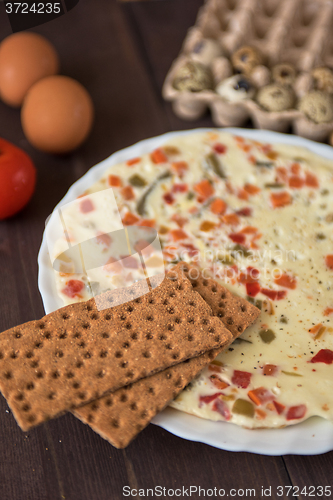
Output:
0 1 332 499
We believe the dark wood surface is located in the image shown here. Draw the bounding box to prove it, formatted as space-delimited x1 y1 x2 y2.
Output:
0 1 332 499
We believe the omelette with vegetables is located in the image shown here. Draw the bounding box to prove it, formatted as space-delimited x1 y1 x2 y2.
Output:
52 131 333 429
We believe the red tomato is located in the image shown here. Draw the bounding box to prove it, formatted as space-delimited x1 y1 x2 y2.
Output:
80 198 94 213
262 364 278 376
212 398 231 420
246 282 261 297
270 191 292 208
231 370 252 389
122 212 140 226
236 207 252 217
325 255 333 270
62 279 84 298
310 349 333 364
209 374 229 390
261 288 287 300
150 148 167 164
286 404 306 421
228 233 246 245
273 401 285 415
0 138 36 219
199 392 222 407
248 387 274 406
213 143 227 154
274 273 297 289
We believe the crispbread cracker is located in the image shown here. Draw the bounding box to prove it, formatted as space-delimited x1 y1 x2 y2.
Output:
74 350 218 448
74 264 260 448
172 262 260 338
0 269 233 431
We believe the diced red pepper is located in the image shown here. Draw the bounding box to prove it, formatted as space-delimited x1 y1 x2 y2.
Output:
235 135 245 143
163 245 177 261
126 157 141 166
324 307 333 316
104 256 123 274
270 191 292 208
222 214 240 226
62 280 84 298
228 233 246 245
163 193 175 204
209 374 229 390
240 226 258 234
150 148 167 164
289 176 304 189
248 387 274 406
212 398 231 420
273 401 285 415
275 167 288 183
274 273 297 289
286 404 306 421
255 408 267 420
290 162 301 175
171 213 188 228
108 175 123 187
180 242 199 257
171 161 188 177
193 180 214 202
247 266 260 278
236 207 252 217
213 143 227 154
325 255 333 270
237 188 249 201
246 282 261 297
244 183 261 195
121 186 135 201
134 239 154 256
210 198 227 215
261 288 287 300
122 212 140 226
169 229 188 241
199 392 223 407
172 183 188 193
138 219 155 228
120 255 139 269
231 370 252 389
263 364 278 376
305 172 319 188
308 323 324 336
310 349 333 364
208 364 222 373
95 233 112 247
80 199 94 213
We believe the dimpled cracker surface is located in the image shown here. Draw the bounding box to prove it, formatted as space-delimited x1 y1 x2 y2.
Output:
172 263 260 338
74 266 260 448
74 350 218 449
0 270 233 431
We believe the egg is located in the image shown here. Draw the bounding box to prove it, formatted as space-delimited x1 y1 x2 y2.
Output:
21 75 94 154
0 32 59 107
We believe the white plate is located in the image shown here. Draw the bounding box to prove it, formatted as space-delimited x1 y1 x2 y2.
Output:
38 128 333 455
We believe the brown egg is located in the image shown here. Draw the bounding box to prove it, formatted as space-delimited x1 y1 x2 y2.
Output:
21 75 94 154
0 32 59 107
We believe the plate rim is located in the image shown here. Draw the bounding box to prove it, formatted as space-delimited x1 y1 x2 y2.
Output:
37 127 333 455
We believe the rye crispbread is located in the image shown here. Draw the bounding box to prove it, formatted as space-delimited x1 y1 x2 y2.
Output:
0 268 233 431
74 263 260 447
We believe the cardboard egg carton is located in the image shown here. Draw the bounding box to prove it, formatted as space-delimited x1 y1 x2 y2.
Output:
162 0 333 142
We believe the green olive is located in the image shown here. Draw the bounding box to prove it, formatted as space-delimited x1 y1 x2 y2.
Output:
232 399 254 417
259 329 276 343
129 174 147 187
